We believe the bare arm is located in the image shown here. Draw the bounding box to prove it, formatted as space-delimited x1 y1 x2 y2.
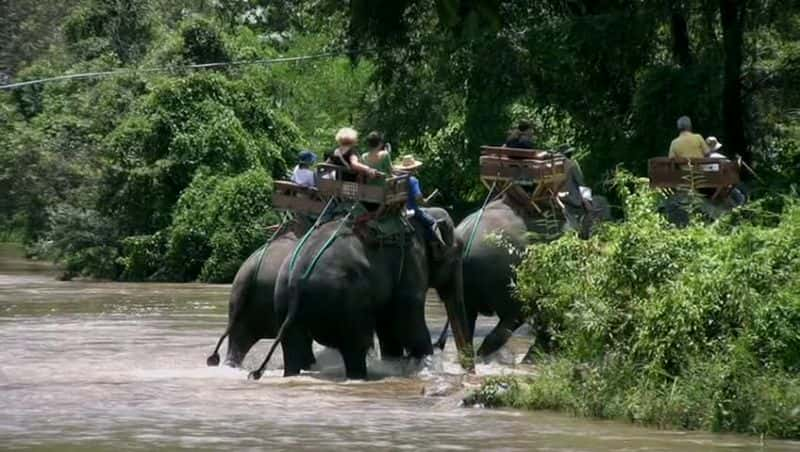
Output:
348 154 382 177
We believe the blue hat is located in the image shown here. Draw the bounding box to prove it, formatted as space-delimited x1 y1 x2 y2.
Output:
298 150 317 164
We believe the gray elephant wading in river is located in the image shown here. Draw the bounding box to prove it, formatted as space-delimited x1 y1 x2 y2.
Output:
436 191 610 358
206 217 314 369
250 207 474 380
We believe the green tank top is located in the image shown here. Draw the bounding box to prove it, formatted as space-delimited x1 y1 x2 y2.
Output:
362 151 392 186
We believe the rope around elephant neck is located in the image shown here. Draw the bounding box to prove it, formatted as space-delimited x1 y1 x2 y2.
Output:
463 181 497 258
288 197 336 275
299 206 356 281
250 213 291 286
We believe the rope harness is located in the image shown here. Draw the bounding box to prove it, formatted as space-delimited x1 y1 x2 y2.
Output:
249 213 291 285
463 181 497 258
287 197 336 275
288 201 357 284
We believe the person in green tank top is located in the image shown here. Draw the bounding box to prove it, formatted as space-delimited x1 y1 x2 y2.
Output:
361 131 392 186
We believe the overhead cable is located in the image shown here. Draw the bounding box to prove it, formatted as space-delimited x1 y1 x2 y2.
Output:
0 51 360 90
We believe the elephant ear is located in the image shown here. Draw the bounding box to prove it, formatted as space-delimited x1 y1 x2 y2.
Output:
437 219 455 248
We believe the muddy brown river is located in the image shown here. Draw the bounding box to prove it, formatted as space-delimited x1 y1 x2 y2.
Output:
1 244 798 451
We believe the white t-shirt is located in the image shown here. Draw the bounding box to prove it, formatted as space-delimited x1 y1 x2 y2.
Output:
291 166 315 187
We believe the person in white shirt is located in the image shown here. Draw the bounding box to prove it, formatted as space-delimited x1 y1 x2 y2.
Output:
291 150 317 187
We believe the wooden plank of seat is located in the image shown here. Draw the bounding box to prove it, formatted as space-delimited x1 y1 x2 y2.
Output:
648 157 740 189
480 145 551 160
272 180 326 215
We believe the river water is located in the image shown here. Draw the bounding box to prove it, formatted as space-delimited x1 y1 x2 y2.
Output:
1 244 798 451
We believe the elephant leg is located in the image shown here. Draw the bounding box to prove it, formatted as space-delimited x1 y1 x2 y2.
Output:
376 312 404 361
225 322 259 368
281 325 309 377
477 315 525 357
341 347 368 380
300 331 316 370
437 307 477 351
400 295 433 359
467 308 478 343
433 320 449 350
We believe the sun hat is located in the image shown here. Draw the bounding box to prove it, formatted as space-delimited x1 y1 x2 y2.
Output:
298 150 317 164
706 136 723 152
393 154 423 171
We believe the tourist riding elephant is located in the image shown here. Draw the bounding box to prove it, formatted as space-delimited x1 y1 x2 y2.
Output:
435 190 611 358
249 207 474 380
206 218 314 369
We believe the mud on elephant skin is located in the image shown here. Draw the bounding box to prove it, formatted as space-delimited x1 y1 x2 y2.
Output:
249 207 474 380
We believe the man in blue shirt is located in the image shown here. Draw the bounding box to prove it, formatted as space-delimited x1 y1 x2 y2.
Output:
394 155 443 244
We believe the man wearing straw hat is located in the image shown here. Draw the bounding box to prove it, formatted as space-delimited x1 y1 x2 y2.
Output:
393 154 444 244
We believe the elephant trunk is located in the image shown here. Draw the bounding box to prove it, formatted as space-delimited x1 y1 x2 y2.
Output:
442 258 475 371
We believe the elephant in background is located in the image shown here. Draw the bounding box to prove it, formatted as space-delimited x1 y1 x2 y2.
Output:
206 218 314 369
436 190 611 358
249 207 474 380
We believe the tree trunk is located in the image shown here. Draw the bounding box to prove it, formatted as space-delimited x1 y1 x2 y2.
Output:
669 1 693 67
719 0 750 164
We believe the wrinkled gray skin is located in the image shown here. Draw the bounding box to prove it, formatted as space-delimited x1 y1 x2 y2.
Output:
436 194 611 358
251 207 474 380
206 220 314 368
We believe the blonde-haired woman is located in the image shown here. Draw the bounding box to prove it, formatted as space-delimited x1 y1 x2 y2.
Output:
326 127 382 182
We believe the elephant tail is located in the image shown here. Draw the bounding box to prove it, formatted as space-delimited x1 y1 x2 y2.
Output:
248 282 301 380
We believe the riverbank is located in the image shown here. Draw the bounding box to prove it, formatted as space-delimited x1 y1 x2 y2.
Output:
469 358 800 439
467 179 800 440
0 242 54 275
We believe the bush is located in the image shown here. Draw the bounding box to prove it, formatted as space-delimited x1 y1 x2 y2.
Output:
164 168 278 282
41 204 121 279
474 170 800 439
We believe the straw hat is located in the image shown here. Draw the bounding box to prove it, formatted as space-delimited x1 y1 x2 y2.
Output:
393 154 423 171
706 136 723 152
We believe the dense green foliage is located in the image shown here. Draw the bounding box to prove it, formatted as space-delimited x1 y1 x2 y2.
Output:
470 173 800 438
1 0 369 281
2 0 800 285
2 0 800 437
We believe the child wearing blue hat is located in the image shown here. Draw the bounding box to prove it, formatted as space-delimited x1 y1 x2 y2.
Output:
291 150 317 188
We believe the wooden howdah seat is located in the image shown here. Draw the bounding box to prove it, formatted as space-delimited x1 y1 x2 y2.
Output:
316 163 409 211
479 145 568 208
271 180 327 216
648 157 741 200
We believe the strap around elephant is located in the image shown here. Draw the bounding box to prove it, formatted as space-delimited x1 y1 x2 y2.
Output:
463 181 497 258
250 213 291 286
300 206 356 281
288 197 336 274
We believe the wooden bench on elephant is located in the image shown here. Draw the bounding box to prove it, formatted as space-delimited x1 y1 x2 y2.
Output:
479 145 568 208
316 163 410 216
648 157 741 200
271 181 327 216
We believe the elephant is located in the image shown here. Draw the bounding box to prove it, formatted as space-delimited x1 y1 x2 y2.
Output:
206 217 315 369
249 207 475 380
435 188 611 358
658 188 747 227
